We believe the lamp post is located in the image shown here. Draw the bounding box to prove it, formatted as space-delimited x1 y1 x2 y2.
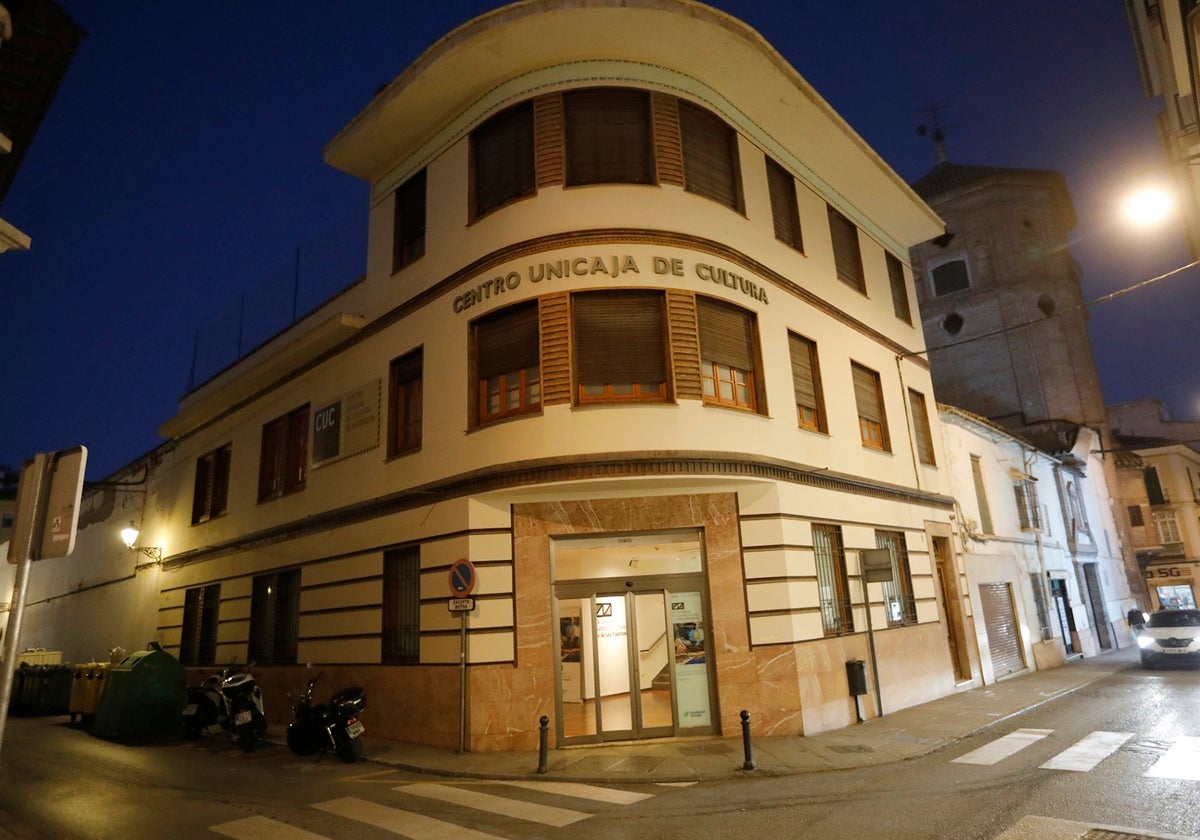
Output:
120 521 162 564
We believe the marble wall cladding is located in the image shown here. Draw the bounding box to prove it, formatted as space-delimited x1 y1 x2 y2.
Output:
872 622 957 712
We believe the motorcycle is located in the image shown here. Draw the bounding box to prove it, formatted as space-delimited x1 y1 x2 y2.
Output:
222 664 267 752
181 663 267 752
286 671 366 763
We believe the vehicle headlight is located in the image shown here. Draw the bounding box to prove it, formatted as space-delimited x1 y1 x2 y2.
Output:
1137 634 1157 649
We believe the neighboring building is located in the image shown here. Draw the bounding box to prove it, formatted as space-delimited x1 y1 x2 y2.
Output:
939 407 1134 683
0 0 84 252
0 0 960 752
907 157 1143 639
1109 397 1200 611
0 464 17 544
1125 0 1200 257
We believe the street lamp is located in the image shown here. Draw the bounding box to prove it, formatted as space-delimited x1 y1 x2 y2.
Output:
120 521 162 563
1123 185 1175 227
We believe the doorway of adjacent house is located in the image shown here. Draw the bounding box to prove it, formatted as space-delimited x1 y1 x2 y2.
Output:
552 530 715 744
932 536 972 682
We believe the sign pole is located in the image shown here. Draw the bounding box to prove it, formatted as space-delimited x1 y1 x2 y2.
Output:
860 549 893 720
458 611 467 754
0 454 51 759
447 559 477 754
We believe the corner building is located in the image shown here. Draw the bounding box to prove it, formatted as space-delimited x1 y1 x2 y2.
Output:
154 0 953 751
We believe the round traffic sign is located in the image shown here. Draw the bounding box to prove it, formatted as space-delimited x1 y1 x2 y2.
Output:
448 558 477 596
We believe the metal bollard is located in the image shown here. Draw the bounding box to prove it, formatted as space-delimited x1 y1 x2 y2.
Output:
537 715 550 774
740 709 757 770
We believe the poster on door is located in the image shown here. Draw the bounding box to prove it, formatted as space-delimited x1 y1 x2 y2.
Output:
671 592 710 727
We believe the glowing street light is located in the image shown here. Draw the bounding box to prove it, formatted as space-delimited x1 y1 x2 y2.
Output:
1123 185 1175 227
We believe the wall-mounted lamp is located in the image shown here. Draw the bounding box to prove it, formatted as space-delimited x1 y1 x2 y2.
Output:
120 521 162 563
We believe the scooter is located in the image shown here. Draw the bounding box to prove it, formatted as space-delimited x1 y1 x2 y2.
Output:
181 671 225 739
221 664 267 752
286 671 366 763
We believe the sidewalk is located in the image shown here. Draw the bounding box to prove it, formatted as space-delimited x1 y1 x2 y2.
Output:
362 645 1140 783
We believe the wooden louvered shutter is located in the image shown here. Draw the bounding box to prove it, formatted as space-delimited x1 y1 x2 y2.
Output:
909 389 935 466
534 94 565 187
565 88 653 185
679 101 741 211
574 291 666 384
887 253 911 323
697 297 753 370
651 93 684 186
476 302 539 379
539 293 572 405
667 289 702 400
852 364 882 423
473 101 535 217
789 333 823 431
828 206 865 292
766 158 802 250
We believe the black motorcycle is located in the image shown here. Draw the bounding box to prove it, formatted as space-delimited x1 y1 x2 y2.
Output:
286 671 365 763
181 671 225 739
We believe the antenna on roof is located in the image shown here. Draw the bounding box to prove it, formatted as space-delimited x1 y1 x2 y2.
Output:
917 102 955 165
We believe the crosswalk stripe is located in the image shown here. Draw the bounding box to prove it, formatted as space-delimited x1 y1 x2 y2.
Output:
951 728 1053 765
1039 731 1132 772
397 782 591 827
493 780 653 805
313 797 505 840
1145 735 1200 781
211 814 329 839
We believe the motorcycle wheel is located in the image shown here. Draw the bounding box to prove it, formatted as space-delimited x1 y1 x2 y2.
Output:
183 716 205 740
333 730 363 764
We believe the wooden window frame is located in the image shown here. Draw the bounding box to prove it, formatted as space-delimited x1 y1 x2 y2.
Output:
382 546 421 665
788 332 826 432
388 348 423 457
179 583 220 666
257 405 308 503
813 523 853 636
697 296 760 412
393 168 427 272
573 290 670 404
887 252 912 324
678 101 743 212
191 443 231 525
851 363 890 451
471 101 536 220
473 301 542 425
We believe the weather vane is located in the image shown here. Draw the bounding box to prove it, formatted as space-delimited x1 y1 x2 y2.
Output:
917 102 956 165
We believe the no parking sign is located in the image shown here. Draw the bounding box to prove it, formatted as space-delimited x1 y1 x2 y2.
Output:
448 558 477 597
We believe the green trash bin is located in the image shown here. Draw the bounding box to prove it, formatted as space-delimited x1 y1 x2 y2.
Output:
42 664 74 715
91 644 186 742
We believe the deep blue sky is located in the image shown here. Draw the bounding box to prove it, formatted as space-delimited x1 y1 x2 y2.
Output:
1 1 1188 479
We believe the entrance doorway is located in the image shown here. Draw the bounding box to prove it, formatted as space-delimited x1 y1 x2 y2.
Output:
932 537 971 682
552 531 715 744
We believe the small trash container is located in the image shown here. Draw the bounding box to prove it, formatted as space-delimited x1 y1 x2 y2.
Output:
42 664 73 715
91 645 186 742
846 659 868 696
69 663 110 724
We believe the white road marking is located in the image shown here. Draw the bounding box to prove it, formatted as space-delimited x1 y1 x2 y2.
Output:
494 779 653 805
1145 735 1200 781
1039 731 1132 772
313 797 505 840
397 781 590 827
211 815 329 839
951 728 1053 765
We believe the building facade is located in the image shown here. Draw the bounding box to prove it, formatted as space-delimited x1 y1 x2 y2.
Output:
3 0 967 752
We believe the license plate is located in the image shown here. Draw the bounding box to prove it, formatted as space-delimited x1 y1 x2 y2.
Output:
1161 647 1189 654
346 720 365 739
234 710 253 725
182 703 198 717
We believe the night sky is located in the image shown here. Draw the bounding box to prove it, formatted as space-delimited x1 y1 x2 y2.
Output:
1 1 1189 480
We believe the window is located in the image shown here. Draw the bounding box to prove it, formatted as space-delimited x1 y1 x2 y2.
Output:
574 290 667 402
191 443 231 525
1013 480 1041 531
564 88 653 186
383 546 421 664
179 584 220 666
471 101 535 218
679 101 742 211
813 524 852 635
474 301 541 424
971 455 994 533
1127 504 1145 527
1153 510 1182 547
393 169 426 271
698 297 758 411
1143 466 1166 505
931 259 970 296
908 389 935 466
851 363 889 451
258 405 308 502
766 157 802 250
248 569 300 665
886 253 912 324
1065 478 1090 537
788 332 825 432
876 529 916 626
828 206 865 293
389 348 423 456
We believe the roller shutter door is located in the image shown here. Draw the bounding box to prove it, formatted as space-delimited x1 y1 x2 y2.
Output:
979 582 1025 678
